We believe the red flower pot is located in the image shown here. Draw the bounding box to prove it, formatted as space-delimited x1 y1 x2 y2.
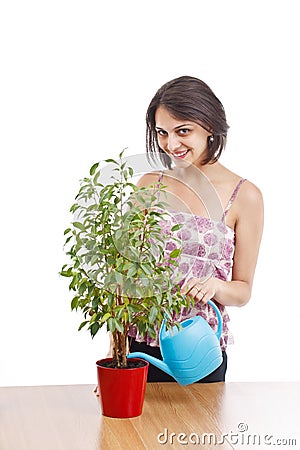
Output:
96 357 149 418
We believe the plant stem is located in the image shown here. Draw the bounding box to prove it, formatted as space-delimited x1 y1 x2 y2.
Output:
112 329 128 368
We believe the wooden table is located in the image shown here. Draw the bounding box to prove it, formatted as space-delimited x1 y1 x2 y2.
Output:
0 382 299 449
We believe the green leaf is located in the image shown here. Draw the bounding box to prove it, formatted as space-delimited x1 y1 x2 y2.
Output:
119 148 127 159
78 282 87 295
101 312 111 323
90 162 99 176
169 248 181 259
78 321 89 331
115 271 123 284
64 235 72 245
90 255 98 266
73 221 86 231
93 170 102 186
70 203 80 213
115 320 124 333
141 264 153 276
149 306 158 324
108 317 116 332
60 268 73 277
108 293 115 307
136 194 146 205
90 312 98 323
127 265 137 278
115 229 122 241
71 297 79 310
171 224 183 232
90 322 100 337
135 285 146 298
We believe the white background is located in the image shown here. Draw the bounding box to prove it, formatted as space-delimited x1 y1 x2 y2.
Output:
1 0 299 386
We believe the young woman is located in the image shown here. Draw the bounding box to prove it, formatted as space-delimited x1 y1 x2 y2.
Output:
128 75 264 382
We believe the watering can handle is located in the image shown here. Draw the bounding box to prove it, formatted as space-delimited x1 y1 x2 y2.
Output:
207 299 223 341
160 299 223 341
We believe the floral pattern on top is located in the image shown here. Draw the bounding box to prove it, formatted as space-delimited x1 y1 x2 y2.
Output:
129 178 246 351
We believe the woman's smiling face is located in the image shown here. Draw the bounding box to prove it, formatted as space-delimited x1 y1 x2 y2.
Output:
155 106 212 167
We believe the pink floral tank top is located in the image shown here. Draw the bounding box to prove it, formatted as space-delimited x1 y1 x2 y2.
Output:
129 176 246 351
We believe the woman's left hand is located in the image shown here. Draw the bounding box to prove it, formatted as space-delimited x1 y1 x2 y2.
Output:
181 277 220 304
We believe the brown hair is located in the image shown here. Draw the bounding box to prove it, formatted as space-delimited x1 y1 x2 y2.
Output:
146 76 229 169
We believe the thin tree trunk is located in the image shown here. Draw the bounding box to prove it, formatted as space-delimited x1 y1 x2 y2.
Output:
112 330 128 368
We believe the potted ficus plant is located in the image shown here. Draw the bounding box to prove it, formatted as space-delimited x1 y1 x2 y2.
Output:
60 150 191 418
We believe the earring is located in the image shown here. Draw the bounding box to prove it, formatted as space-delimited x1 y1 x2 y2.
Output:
209 135 214 143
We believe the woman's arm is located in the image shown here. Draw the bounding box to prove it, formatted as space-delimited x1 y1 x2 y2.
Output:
182 181 264 307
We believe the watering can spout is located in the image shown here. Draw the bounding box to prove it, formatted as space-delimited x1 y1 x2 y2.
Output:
127 352 174 378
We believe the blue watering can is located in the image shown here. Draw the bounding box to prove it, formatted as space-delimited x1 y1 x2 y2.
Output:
127 300 223 386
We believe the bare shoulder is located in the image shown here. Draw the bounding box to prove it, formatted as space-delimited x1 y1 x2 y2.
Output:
215 163 263 209
235 179 264 231
136 171 161 188
219 164 263 206
240 179 264 207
